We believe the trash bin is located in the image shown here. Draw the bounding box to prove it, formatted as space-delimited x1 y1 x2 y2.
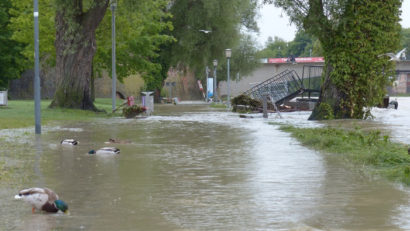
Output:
141 91 154 115
0 91 8 106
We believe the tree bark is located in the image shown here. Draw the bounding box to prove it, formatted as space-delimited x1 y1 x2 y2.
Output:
50 1 109 110
308 62 345 120
91 62 95 102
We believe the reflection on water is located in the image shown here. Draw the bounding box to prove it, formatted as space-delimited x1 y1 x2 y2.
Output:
0 101 409 230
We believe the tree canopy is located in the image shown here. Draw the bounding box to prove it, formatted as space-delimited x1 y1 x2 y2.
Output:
7 0 260 107
9 0 174 109
10 0 173 82
164 0 260 79
257 30 323 58
94 0 174 82
0 0 26 89
401 27 410 60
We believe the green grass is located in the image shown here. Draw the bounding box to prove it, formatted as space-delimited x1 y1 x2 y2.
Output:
278 125 410 185
209 102 227 109
0 98 123 129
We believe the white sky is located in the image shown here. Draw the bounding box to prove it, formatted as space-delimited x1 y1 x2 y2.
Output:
256 0 410 46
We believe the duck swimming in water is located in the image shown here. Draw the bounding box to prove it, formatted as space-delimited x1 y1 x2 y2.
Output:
88 147 120 155
61 139 79 145
14 187 69 214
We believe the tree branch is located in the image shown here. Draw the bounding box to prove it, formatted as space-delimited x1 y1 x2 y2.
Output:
82 0 109 32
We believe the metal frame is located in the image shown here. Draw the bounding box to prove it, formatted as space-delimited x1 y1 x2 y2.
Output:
243 69 304 105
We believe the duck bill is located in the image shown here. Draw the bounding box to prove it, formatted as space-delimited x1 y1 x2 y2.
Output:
64 210 70 215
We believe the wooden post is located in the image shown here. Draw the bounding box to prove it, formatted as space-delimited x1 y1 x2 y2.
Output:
263 94 268 118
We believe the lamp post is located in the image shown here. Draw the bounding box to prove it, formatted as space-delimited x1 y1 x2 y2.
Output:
111 1 117 112
205 66 209 102
33 0 41 134
213 59 218 102
225 49 231 109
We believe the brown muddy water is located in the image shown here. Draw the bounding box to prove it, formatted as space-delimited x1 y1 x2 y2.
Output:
0 100 410 231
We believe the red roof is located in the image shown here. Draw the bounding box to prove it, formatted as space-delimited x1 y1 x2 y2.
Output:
267 57 324 63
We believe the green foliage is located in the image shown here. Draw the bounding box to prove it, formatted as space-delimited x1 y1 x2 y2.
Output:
217 34 261 81
265 0 402 119
310 102 334 120
401 27 410 60
0 0 27 88
257 36 288 58
287 30 314 57
280 125 410 185
164 0 259 80
257 30 322 58
94 0 175 84
9 0 173 85
326 1 401 119
9 0 55 66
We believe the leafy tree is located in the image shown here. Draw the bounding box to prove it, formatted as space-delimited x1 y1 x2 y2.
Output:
311 39 323 57
264 0 401 120
257 36 289 58
9 0 55 66
218 34 261 81
257 30 320 58
94 0 174 83
10 0 173 110
164 0 259 79
401 27 410 60
287 30 314 57
0 0 26 89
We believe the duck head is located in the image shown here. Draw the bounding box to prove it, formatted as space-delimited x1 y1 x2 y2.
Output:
54 199 69 214
88 150 96 154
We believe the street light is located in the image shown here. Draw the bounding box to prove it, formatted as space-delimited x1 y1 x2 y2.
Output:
34 0 41 134
111 1 117 112
213 59 218 102
225 49 231 108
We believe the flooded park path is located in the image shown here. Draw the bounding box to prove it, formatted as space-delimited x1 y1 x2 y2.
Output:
1 98 410 230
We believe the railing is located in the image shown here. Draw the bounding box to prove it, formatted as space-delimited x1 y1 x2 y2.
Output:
243 69 304 105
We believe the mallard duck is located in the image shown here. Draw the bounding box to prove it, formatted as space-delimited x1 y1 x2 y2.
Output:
14 187 69 214
61 139 79 145
88 147 120 155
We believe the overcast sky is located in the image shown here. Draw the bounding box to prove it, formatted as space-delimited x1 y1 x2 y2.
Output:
256 0 410 46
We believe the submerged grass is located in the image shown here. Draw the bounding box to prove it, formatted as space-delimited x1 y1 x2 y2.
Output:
0 98 122 129
279 125 410 185
209 103 227 109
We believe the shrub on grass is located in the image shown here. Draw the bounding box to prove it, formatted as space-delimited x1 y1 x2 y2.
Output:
122 105 146 118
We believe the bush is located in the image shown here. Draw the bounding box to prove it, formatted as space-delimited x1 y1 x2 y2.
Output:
231 94 262 112
122 105 146 118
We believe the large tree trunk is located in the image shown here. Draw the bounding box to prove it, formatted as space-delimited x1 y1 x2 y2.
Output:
308 62 346 120
50 1 108 110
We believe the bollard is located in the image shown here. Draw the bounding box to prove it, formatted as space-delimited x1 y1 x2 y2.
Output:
263 94 268 118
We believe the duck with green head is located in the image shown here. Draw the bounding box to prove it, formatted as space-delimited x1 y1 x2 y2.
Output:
15 187 69 214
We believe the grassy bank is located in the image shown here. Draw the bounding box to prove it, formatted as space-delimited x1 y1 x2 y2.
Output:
279 125 410 185
0 98 122 129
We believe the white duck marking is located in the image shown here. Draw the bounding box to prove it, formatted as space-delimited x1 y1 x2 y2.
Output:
61 139 79 145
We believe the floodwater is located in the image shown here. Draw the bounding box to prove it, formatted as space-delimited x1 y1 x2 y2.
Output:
0 98 409 230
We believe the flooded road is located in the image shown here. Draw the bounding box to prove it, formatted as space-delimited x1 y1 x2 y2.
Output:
1 99 410 230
